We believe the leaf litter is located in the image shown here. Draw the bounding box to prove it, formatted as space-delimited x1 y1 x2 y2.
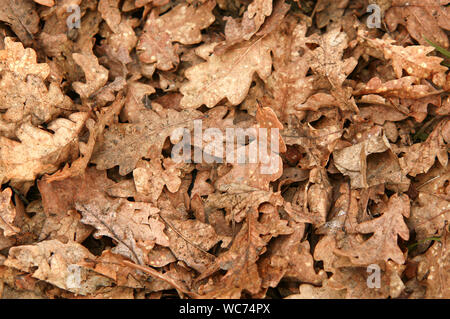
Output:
0 0 448 299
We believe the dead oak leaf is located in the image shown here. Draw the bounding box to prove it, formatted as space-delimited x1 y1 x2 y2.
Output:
365 37 448 85
0 38 70 126
198 210 268 298
0 0 39 46
223 0 273 44
164 218 219 273
409 164 450 244
286 279 346 299
0 112 88 184
205 190 284 224
305 24 358 89
91 104 203 175
151 0 215 45
264 20 317 120
72 52 109 99
136 11 179 71
180 34 275 109
121 81 155 122
137 1 215 70
38 167 115 216
98 0 137 65
399 119 450 176
33 0 54 6
215 107 285 192
315 0 349 29
133 157 182 203
4 239 112 295
82 250 152 289
354 76 440 100
75 200 169 265
336 194 410 265
386 0 450 48
0 188 20 237
46 93 125 182
413 226 449 298
333 129 408 189
327 261 406 298
258 222 324 290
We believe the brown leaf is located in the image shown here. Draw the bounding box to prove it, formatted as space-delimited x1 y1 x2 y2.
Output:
286 279 346 299
386 0 450 48
0 112 87 184
46 93 125 182
413 225 449 298
4 239 112 295
223 0 273 44
72 52 109 99
76 199 169 265
0 0 39 46
198 210 268 298
259 222 324 289
327 261 406 298
333 128 408 189
0 188 21 237
133 157 182 203
136 1 215 70
91 104 202 175
164 217 219 273
0 38 71 127
180 35 275 108
365 37 448 85
399 119 450 176
336 194 410 265
408 163 450 244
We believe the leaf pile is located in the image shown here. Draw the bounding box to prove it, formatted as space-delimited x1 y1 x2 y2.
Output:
0 0 449 299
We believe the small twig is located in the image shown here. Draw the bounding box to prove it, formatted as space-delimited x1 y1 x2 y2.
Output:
158 215 215 258
122 260 199 298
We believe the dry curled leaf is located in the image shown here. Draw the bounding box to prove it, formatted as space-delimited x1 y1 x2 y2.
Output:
4 239 112 295
386 0 450 48
0 38 71 127
336 194 410 265
0 0 448 300
0 188 21 237
91 105 202 175
413 225 449 298
180 35 275 108
76 200 169 265
0 112 87 184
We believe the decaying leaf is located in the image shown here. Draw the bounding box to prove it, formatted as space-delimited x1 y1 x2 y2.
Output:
91 105 202 175
180 35 275 108
413 225 449 298
0 38 71 127
0 188 21 237
333 127 408 189
4 239 112 295
386 0 450 48
399 119 450 176
0 0 448 300
76 200 168 265
0 112 87 184
137 1 215 70
336 194 410 265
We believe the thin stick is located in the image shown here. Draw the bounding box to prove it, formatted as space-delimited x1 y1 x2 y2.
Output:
158 215 215 258
122 260 199 298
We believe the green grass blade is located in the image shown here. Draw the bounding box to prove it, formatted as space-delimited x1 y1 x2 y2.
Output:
424 36 450 59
